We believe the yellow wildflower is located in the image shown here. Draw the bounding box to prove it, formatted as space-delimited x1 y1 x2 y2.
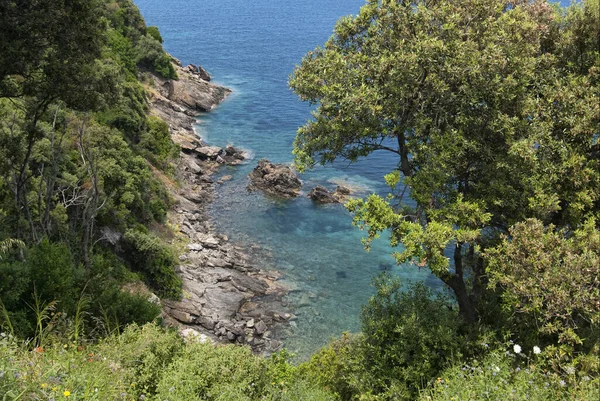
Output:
41 383 47 388
63 390 71 397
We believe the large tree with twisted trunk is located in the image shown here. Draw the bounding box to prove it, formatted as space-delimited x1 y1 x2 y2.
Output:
290 0 599 323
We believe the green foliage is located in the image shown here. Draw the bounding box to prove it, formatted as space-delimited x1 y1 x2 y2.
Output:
359 277 467 399
419 348 600 401
155 342 267 400
135 35 178 79
115 324 184 395
300 278 471 401
299 333 368 400
487 218 600 358
0 323 335 400
140 115 179 170
291 0 600 325
146 26 164 43
123 229 181 299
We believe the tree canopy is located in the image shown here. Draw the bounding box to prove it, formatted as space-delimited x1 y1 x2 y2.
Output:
290 0 599 328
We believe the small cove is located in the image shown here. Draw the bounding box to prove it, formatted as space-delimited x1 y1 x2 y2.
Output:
134 0 439 358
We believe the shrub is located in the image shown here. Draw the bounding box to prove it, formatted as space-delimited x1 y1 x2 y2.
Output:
122 229 181 298
298 333 368 401
134 35 177 79
359 276 467 399
139 115 179 170
419 347 600 401
155 342 268 400
300 276 469 401
146 26 164 43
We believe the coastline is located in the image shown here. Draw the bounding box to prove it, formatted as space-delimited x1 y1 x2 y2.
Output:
147 58 291 355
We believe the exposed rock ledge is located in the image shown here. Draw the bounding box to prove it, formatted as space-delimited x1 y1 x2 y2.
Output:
248 159 302 198
148 59 290 354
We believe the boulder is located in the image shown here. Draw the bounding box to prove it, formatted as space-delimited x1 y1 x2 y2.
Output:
308 184 352 203
220 145 245 165
196 65 211 81
248 159 302 198
335 185 351 196
195 146 223 160
308 185 338 203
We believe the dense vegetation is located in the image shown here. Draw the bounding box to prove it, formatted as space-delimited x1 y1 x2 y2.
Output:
0 0 180 338
1 0 599 400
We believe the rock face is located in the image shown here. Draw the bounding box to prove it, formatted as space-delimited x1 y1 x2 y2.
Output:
248 159 302 198
308 185 352 203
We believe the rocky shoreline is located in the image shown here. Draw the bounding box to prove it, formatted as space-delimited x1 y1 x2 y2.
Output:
147 59 292 354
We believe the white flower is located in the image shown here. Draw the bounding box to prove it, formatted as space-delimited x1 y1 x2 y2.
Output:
513 344 522 354
533 346 541 355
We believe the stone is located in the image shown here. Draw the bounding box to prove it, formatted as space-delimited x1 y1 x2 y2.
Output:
186 159 204 175
226 331 237 341
246 318 255 328
335 185 351 195
187 243 203 252
308 185 338 203
254 320 267 335
170 310 194 324
180 328 210 344
220 175 232 182
195 146 222 160
147 292 160 305
247 159 302 198
197 316 216 331
196 65 211 81
203 288 245 319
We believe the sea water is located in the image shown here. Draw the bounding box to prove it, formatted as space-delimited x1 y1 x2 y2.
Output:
134 0 570 358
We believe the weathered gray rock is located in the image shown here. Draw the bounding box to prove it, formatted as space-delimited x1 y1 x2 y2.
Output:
308 184 352 203
255 320 267 335
308 185 338 203
335 185 351 196
195 146 223 160
160 75 229 113
196 65 211 81
203 288 245 319
248 159 302 198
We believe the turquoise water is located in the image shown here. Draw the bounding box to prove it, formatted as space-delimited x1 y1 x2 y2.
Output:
134 0 570 357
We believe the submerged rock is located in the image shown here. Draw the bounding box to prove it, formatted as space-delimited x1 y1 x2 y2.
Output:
308 185 338 203
247 159 302 198
308 184 352 203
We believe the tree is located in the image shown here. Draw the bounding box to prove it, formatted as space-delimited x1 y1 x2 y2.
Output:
290 0 599 323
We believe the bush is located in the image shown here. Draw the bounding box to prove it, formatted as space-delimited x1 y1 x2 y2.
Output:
300 276 469 401
134 35 177 79
0 323 336 400
122 229 181 298
299 333 368 401
146 26 164 43
419 347 600 401
0 240 83 337
139 115 179 170
155 342 268 400
359 276 467 399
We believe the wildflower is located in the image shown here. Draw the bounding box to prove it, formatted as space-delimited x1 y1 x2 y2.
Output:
63 390 71 397
513 344 522 354
559 380 566 387
533 346 541 355
41 383 48 389
582 376 590 382
565 366 575 375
